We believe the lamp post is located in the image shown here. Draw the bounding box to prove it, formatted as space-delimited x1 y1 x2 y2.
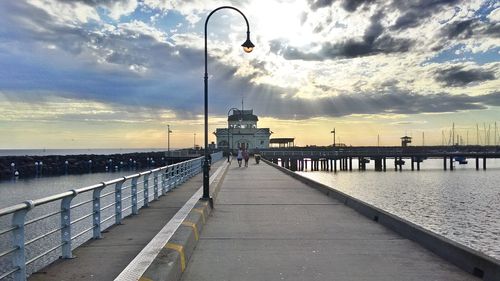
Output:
331 128 336 147
227 107 241 162
203 6 254 200
167 124 172 157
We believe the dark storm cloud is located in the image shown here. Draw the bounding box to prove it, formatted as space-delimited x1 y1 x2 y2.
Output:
434 66 496 87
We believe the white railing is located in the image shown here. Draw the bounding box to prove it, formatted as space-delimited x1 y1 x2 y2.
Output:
0 151 222 281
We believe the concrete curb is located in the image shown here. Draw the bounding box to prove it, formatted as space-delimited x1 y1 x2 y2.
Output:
262 158 500 281
139 161 230 281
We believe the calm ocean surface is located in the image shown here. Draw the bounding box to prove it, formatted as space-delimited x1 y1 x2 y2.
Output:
296 157 500 261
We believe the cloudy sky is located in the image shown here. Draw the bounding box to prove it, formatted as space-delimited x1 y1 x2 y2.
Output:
0 0 499 149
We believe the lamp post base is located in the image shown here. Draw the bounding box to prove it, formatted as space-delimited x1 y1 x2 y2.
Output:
200 197 214 209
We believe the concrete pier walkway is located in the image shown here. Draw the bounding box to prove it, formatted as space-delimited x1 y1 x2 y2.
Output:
181 160 478 281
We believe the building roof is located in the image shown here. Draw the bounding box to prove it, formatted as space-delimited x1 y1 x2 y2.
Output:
270 138 295 144
228 109 258 122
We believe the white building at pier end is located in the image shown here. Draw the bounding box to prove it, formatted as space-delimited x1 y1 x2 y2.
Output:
214 109 271 152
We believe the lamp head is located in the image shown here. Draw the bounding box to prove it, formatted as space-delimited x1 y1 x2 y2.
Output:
241 33 255 53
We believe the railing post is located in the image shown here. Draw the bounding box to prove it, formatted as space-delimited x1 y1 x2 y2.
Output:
165 166 172 192
153 171 159 200
182 162 187 183
61 190 78 259
143 173 150 207
173 164 179 188
131 177 139 215
115 178 125 225
168 165 174 190
92 184 105 239
12 201 34 281
188 161 191 177
160 170 167 196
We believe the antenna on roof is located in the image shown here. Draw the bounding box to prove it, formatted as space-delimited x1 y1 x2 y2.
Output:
241 97 244 111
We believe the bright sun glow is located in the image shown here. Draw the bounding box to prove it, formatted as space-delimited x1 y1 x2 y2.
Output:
247 1 314 47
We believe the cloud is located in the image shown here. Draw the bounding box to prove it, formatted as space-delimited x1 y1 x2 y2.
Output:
56 0 138 20
274 35 413 60
244 89 498 120
477 91 500 106
440 18 500 40
390 0 461 31
1 0 499 125
434 66 496 87
443 19 475 39
307 0 374 12
271 10 413 60
308 0 334 11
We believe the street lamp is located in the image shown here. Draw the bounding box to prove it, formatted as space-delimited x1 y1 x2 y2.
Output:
227 107 241 162
203 6 254 200
331 128 336 147
167 124 172 157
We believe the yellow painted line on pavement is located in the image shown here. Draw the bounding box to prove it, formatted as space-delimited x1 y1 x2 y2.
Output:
182 221 199 241
139 277 154 281
165 243 186 272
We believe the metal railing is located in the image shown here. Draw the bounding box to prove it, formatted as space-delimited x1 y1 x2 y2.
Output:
0 151 223 281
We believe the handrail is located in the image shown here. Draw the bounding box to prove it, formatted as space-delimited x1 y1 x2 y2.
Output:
0 151 223 281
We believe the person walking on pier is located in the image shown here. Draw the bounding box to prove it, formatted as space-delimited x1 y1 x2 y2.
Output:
237 148 243 167
243 148 250 167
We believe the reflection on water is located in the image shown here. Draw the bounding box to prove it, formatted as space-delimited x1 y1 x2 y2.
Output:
297 158 500 260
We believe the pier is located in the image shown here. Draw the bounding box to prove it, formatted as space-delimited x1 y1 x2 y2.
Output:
260 145 500 172
1 154 499 281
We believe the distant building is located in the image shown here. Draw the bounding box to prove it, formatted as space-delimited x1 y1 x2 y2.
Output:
269 138 295 148
214 109 271 152
401 136 412 147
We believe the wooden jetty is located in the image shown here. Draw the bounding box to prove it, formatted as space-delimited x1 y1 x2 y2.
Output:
259 145 500 172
